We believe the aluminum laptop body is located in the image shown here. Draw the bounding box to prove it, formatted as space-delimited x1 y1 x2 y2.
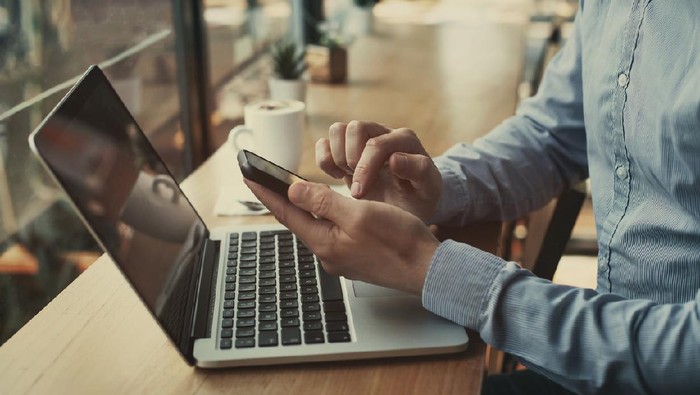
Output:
28 65 468 368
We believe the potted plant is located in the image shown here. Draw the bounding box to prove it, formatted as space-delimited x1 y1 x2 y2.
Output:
345 0 376 37
306 21 348 84
268 40 307 102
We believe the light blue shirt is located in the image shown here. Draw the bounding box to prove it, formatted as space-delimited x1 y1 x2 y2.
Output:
423 1 700 393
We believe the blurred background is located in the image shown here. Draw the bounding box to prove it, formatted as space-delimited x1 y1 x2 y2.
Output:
0 0 587 346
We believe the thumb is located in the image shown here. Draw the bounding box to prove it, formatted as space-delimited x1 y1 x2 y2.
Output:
288 181 356 224
388 153 437 190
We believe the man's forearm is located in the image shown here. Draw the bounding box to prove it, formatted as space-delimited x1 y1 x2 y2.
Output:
423 240 700 394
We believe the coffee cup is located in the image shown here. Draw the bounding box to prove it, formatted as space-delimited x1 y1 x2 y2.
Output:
229 100 305 172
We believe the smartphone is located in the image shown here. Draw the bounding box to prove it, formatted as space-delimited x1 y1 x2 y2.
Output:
237 149 307 198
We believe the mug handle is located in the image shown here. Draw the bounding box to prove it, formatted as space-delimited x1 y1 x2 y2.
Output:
229 125 254 151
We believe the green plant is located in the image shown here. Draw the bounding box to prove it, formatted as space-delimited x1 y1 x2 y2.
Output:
353 0 376 7
271 40 306 80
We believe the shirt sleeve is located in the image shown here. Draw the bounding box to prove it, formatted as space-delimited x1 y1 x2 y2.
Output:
423 240 700 395
430 4 588 225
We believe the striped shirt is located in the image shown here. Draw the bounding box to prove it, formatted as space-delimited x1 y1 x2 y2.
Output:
423 1 700 393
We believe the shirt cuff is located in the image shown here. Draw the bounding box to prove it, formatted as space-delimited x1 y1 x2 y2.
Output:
422 239 506 329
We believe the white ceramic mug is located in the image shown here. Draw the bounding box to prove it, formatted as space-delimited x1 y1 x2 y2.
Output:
229 100 305 172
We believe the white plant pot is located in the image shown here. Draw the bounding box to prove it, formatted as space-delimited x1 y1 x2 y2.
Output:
345 6 374 37
268 78 306 102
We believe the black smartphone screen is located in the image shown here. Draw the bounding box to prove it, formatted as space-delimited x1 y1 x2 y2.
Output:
238 150 306 197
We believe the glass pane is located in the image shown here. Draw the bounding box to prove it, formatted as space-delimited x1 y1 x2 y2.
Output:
204 0 290 148
0 0 183 344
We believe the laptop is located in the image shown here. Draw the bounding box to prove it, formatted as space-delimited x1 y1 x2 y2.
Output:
28 65 468 368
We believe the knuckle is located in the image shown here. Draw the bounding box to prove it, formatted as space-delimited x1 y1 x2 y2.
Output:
329 123 346 138
311 189 333 216
395 127 417 138
346 120 364 134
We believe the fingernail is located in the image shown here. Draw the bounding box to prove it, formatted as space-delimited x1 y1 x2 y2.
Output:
350 181 361 196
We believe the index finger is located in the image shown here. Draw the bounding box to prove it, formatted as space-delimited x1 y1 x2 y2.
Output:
351 128 427 198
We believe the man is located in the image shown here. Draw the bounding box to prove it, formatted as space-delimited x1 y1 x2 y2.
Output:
246 2 700 394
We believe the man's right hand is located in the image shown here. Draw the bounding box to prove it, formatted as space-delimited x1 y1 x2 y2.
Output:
315 121 442 223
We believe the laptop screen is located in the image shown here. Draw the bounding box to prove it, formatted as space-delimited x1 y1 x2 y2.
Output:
30 66 206 358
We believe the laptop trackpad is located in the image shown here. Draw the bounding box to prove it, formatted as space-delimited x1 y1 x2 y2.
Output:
352 281 411 298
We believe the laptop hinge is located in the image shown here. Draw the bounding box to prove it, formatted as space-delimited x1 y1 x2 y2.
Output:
190 237 219 341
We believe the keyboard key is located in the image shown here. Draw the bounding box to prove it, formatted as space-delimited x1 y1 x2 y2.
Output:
260 294 276 304
259 322 278 331
224 291 235 300
281 283 297 291
281 318 300 327
297 249 313 257
279 240 294 248
281 308 299 318
302 303 320 312
220 339 233 349
259 263 275 271
298 263 316 271
236 318 255 328
225 275 236 283
240 247 257 255
229 232 239 241
299 270 316 278
239 283 255 292
260 242 275 250
258 286 276 295
298 256 315 264
239 261 256 269
237 309 255 318
323 301 346 312
241 240 257 248
260 236 275 243
241 232 257 241
326 322 349 332
224 300 234 309
221 328 233 338
325 312 347 322
300 286 318 294
238 292 255 300
327 332 351 343
259 331 278 347
239 275 256 284
278 261 295 268
259 256 276 264
235 338 255 348
222 309 234 318
278 254 295 262
237 300 255 309
280 291 298 300
227 253 237 260
304 331 325 344
260 250 275 257
280 275 296 283
301 294 319 303
303 321 323 331
281 300 299 309
318 266 343 301
226 260 237 268
277 233 293 240
278 246 294 254
239 268 256 276
226 267 236 275
282 328 302 345
279 268 296 276
303 311 321 321
300 278 317 286
259 312 277 321
240 254 257 262
259 278 276 287
258 303 276 312
225 283 236 291
221 319 233 328
228 244 238 252
236 328 255 338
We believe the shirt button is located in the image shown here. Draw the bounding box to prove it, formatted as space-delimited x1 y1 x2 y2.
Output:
616 165 628 180
617 73 629 87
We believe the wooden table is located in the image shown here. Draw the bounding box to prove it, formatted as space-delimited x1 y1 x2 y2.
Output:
0 15 523 395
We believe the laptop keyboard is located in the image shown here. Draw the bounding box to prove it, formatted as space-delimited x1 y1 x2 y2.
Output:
219 230 351 349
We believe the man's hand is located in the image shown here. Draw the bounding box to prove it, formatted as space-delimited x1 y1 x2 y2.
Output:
244 179 440 295
315 121 443 223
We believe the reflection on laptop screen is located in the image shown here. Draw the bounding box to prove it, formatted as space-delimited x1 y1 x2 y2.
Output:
31 67 206 350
